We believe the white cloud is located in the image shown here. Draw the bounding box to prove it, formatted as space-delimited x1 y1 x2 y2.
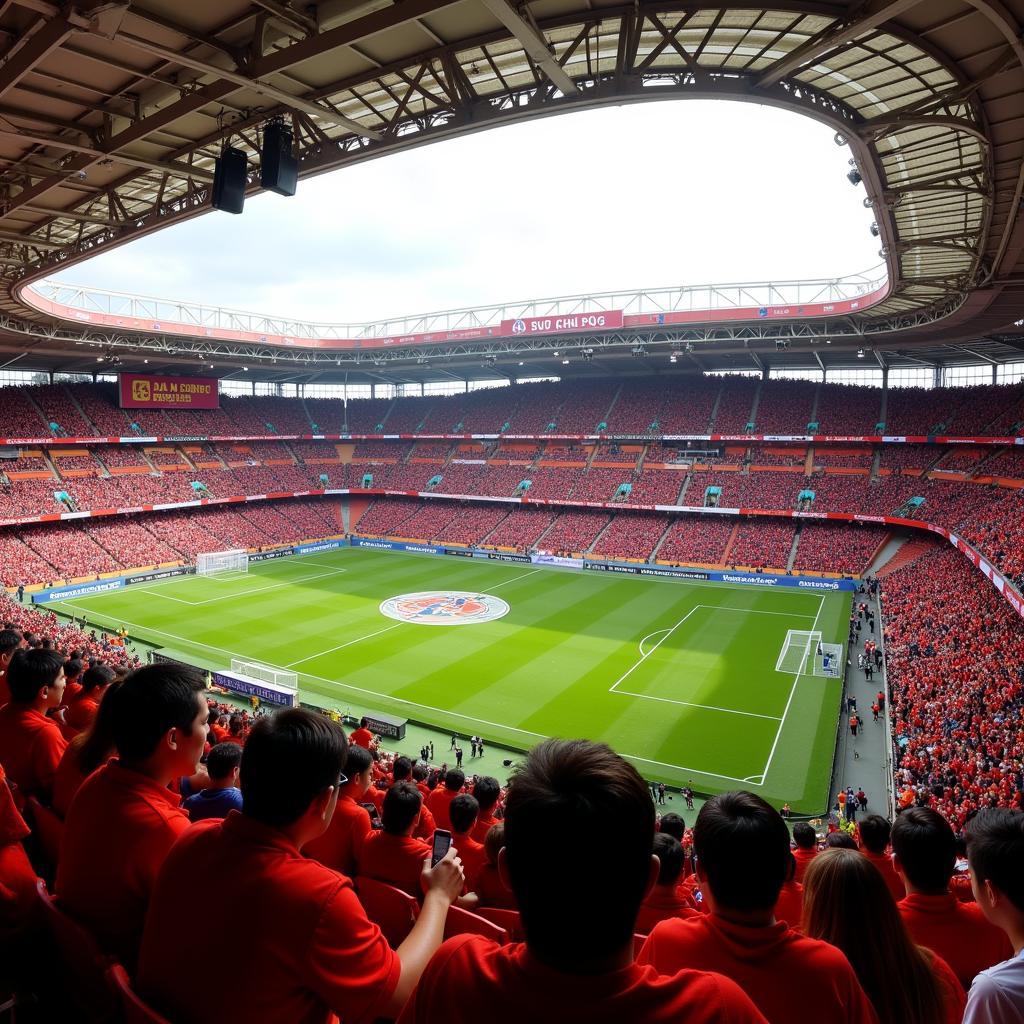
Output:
50 100 880 323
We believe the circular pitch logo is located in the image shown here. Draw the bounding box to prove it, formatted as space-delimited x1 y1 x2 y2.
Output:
380 591 510 626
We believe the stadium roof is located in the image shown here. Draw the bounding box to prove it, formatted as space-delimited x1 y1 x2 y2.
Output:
0 0 1022 382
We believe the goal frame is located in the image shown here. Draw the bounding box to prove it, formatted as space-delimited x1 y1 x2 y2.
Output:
196 549 249 576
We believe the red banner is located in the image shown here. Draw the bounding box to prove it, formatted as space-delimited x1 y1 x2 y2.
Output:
119 373 219 409
500 311 624 336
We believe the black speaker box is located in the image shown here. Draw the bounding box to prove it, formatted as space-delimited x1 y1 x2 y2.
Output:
212 146 247 214
261 123 298 197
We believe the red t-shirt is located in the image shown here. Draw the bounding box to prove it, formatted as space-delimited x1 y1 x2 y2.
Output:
897 892 1013 988
55 759 191 965
791 846 818 883
0 765 34 944
639 914 879 1024
411 801 436 842
472 811 499 844
63 694 100 736
475 863 517 910
357 831 430 897
929 952 968 1024
861 850 904 903
772 880 803 929
636 888 701 936
139 812 399 1024
452 831 486 891
397 935 769 1024
0 704 68 803
303 794 373 878
426 787 459 831
348 727 374 749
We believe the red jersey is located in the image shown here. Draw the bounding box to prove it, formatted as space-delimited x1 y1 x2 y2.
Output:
772 880 803 928
0 765 34 943
63 693 100 736
472 811 499 844
0 704 67 803
138 812 399 1024
303 794 374 878
348 727 374 749
861 850 904 902
426 787 459 831
636 888 701 936
357 831 430 897
55 759 190 965
397 935 769 1024
897 892 1013 988
475 863 517 910
451 831 486 891
791 846 818 883
639 914 879 1024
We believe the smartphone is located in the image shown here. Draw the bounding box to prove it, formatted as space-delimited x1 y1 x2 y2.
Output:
431 829 452 867
359 802 382 829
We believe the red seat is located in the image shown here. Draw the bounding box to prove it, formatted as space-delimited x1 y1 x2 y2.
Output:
108 964 172 1024
34 879 117 1022
474 906 524 942
444 905 509 944
354 876 419 947
25 796 63 882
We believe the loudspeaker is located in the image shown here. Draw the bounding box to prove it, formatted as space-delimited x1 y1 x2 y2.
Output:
212 146 247 214
261 122 297 197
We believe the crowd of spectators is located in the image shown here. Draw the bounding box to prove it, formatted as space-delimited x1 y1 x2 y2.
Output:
434 504 510 547
656 517 734 565
481 507 556 550
569 468 629 502
753 381 817 434
590 513 667 561
537 511 609 555
728 521 796 569
793 523 887 575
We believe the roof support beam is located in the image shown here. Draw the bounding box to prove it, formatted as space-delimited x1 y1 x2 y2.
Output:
477 0 579 96
248 0 317 34
756 0 927 88
0 12 75 103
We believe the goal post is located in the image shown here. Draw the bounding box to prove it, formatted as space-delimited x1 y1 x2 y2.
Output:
196 549 249 576
230 658 298 693
776 630 844 678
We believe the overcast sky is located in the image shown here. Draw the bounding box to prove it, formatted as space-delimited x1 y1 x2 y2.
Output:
49 100 881 324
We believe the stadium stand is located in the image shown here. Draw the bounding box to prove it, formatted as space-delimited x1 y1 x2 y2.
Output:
537 511 609 554
590 513 667 561
728 521 796 569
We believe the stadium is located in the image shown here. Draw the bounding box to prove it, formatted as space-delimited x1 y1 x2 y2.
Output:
0 1 1022 1021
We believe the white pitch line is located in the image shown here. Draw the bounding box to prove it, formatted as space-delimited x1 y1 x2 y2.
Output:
759 594 827 783
611 688 783 720
609 608 700 694
638 628 670 657
284 623 403 668
708 606 818 618
487 567 543 589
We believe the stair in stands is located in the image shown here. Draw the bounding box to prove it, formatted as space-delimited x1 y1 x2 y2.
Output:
786 523 802 572
585 515 616 554
872 536 935 577
720 521 741 565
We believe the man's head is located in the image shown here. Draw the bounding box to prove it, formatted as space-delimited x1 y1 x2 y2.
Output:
110 664 208 778
392 755 412 782
241 709 346 839
652 833 685 888
6 648 65 708
658 812 686 842
501 739 656 967
444 768 465 793
342 743 374 799
965 808 1024 929
792 822 817 850
63 658 84 686
382 781 422 836
694 791 791 913
473 775 501 814
80 663 115 695
0 629 22 669
858 814 892 856
891 807 955 894
450 793 479 836
206 742 243 786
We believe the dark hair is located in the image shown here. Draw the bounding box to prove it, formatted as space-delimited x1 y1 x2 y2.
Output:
344 743 373 778
241 709 346 828
859 815 892 855
392 755 412 781
792 822 817 850
207 742 243 780
653 832 685 886
694 791 791 910
504 739 654 964
472 775 501 812
6 648 65 702
658 812 686 841
825 830 858 850
450 793 479 834
228 713 245 736
110 664 207 761
483 821 505 864
359 717 368 728
80 663 115 695
382 782 422 835
891 807 955 893
0 629 21 658
412 764 427 783
965 808 1024 912
63 658 84 681
445 768 465 792
74 679 123 777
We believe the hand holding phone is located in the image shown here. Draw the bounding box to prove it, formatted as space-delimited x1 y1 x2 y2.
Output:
431 828 452 867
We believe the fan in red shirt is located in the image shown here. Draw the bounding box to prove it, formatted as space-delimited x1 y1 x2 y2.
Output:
426 768 464 831
636 833 701 935
304 742 375 877
139 708 465 1024
391 756 438 842
790 821 819 882
348 717 374 749
857 814 904 902
0 763 35 944
399 739 768 1024
449 793 486 892
0 648 67 804
474 823 517 910
639 791 878 1024
62 663 115 737
56 663 208 966
470 775 502 843
891 807 1012 988
358 781 433 896
0 629 24 706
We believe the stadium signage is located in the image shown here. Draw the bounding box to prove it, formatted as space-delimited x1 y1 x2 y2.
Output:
295 539 344 555
500 311 624 335
119 373 219 410
488 552 531 563
249 548 295 561
211 670 296 708
640 567 709 580
163 435 208 443
363 712 407 740
124 566 194 585
444 548 475 557
796 579 842 591
33 578 125 602
722 573 778 586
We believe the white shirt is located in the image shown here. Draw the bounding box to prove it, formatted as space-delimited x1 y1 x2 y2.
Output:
963 948 1024 1024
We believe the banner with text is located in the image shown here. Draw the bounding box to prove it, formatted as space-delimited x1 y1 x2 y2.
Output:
119 373 219 410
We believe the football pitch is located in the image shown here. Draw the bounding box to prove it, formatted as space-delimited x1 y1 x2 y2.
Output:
50 547 850 813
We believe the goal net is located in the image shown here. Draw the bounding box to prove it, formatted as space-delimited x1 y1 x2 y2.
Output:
776 630 844 678
196 549 249 576
230 658 298 693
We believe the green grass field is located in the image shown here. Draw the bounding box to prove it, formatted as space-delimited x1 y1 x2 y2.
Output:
50 547 850 813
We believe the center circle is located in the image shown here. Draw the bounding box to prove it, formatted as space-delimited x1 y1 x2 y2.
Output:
379 590 510 626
